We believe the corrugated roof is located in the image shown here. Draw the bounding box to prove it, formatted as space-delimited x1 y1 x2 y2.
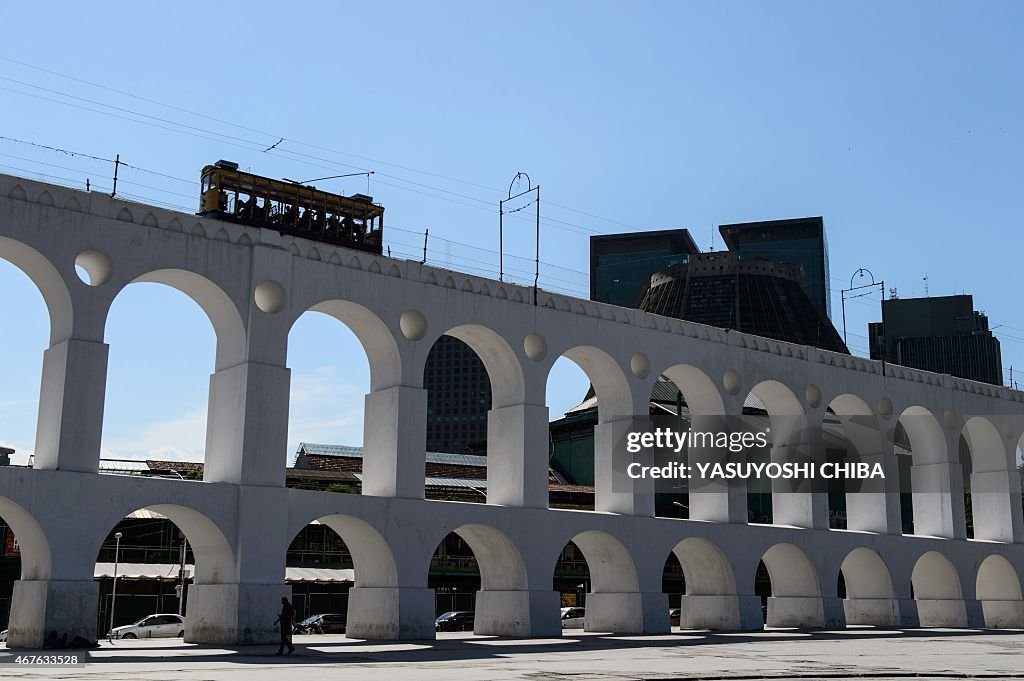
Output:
298 443 487 468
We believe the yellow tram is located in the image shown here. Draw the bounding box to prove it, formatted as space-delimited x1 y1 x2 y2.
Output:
198 160 384 254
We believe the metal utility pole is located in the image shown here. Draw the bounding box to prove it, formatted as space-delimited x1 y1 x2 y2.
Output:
841 268 884 349
498 172 541 304
177 534 188 616
110 154 120 198
108 531 123 639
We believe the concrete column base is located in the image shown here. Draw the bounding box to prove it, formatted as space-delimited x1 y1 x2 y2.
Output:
678 594 740 630
980 599 1024 628
896 597 920 627
6 579 99 648
821 596 846 627
474 590 561 636
843 597 899 626
738 595 766 630
915 598 968 627
767 596 824 628
585 592 667 634
186 583 290 644
346 586 435 640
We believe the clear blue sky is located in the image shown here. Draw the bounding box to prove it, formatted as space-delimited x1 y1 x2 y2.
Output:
1 2 1022 465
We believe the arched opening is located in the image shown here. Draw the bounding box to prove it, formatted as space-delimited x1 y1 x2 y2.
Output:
103 276 236 465
825 395 881 531
962 417 1019 542
649 365 728 521
0 248 54 467
838 547 897 626
284 514 397 638
287 301 397 497
743 381 804 527
556 530 641 633
547 348 633 513
663 537 740 630
428 524 529 635
93 504 234 641
757 543 822 628
0 495 52 645
547 357 598 510
976 555 1024 628
419 325 524 504
897 407 953 538
911 551 966 627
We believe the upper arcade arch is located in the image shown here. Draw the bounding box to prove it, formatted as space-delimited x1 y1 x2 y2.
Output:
0 236 73 345
296 300 402 393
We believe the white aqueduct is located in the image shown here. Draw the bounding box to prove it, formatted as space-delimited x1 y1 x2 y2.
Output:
1 173 1023 647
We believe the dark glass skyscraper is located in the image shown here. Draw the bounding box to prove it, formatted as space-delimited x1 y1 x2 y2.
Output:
423 336 491 453
590 229 700 307
718 217 831 319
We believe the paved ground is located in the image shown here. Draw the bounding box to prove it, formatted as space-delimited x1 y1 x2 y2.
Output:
0 629 1022 680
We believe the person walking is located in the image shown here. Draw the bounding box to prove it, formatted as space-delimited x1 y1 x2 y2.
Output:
275 596 296 655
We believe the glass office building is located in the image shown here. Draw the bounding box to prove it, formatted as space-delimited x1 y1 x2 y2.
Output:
718 217 831 319
590 229 701 307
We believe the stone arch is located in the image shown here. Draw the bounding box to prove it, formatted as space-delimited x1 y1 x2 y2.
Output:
562 530 644 633
911 551 966 627
838 547 897 625
759 543 823 628
0 236 73 344
116 269 247 372
976 554 1024 628
745 381 807 527
557 346 633 422
92 502 235 586
670 537 740 630
897 406 946 465
0 495 51 581
0 495 56 646
299 300 402 392
304 514 397 588
569 530 638 593
283 513 405 639
441 324 525 409
825 394 882 532
452 523 527 591
962 416 1020 542
89 502 237 642
962 416 1009 474
659 364 725 416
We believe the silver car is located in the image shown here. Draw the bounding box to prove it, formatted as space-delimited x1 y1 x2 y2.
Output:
109 614 186 639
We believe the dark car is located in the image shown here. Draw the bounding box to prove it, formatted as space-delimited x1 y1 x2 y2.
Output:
435 610 475 632
294 613 347 635
669 608 681 627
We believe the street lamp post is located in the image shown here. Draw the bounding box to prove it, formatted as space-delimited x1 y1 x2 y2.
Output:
108 531 123 640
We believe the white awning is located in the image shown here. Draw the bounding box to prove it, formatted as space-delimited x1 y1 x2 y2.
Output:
94 563 354 583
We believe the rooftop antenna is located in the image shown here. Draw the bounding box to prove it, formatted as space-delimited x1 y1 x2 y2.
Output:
709 224 715 252
923 273 929 297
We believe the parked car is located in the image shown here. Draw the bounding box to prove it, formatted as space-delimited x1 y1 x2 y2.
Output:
669 608 681 627
560 607 585 629
109 614 186 639
0 629 7 642
294 613 346 635
435 611 475 632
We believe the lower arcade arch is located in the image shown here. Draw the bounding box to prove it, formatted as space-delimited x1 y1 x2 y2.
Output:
756 543 822 628
93 504 235 641
662 537 741 630
911 551 966 627
837 547 897 626
975 554 1024 628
